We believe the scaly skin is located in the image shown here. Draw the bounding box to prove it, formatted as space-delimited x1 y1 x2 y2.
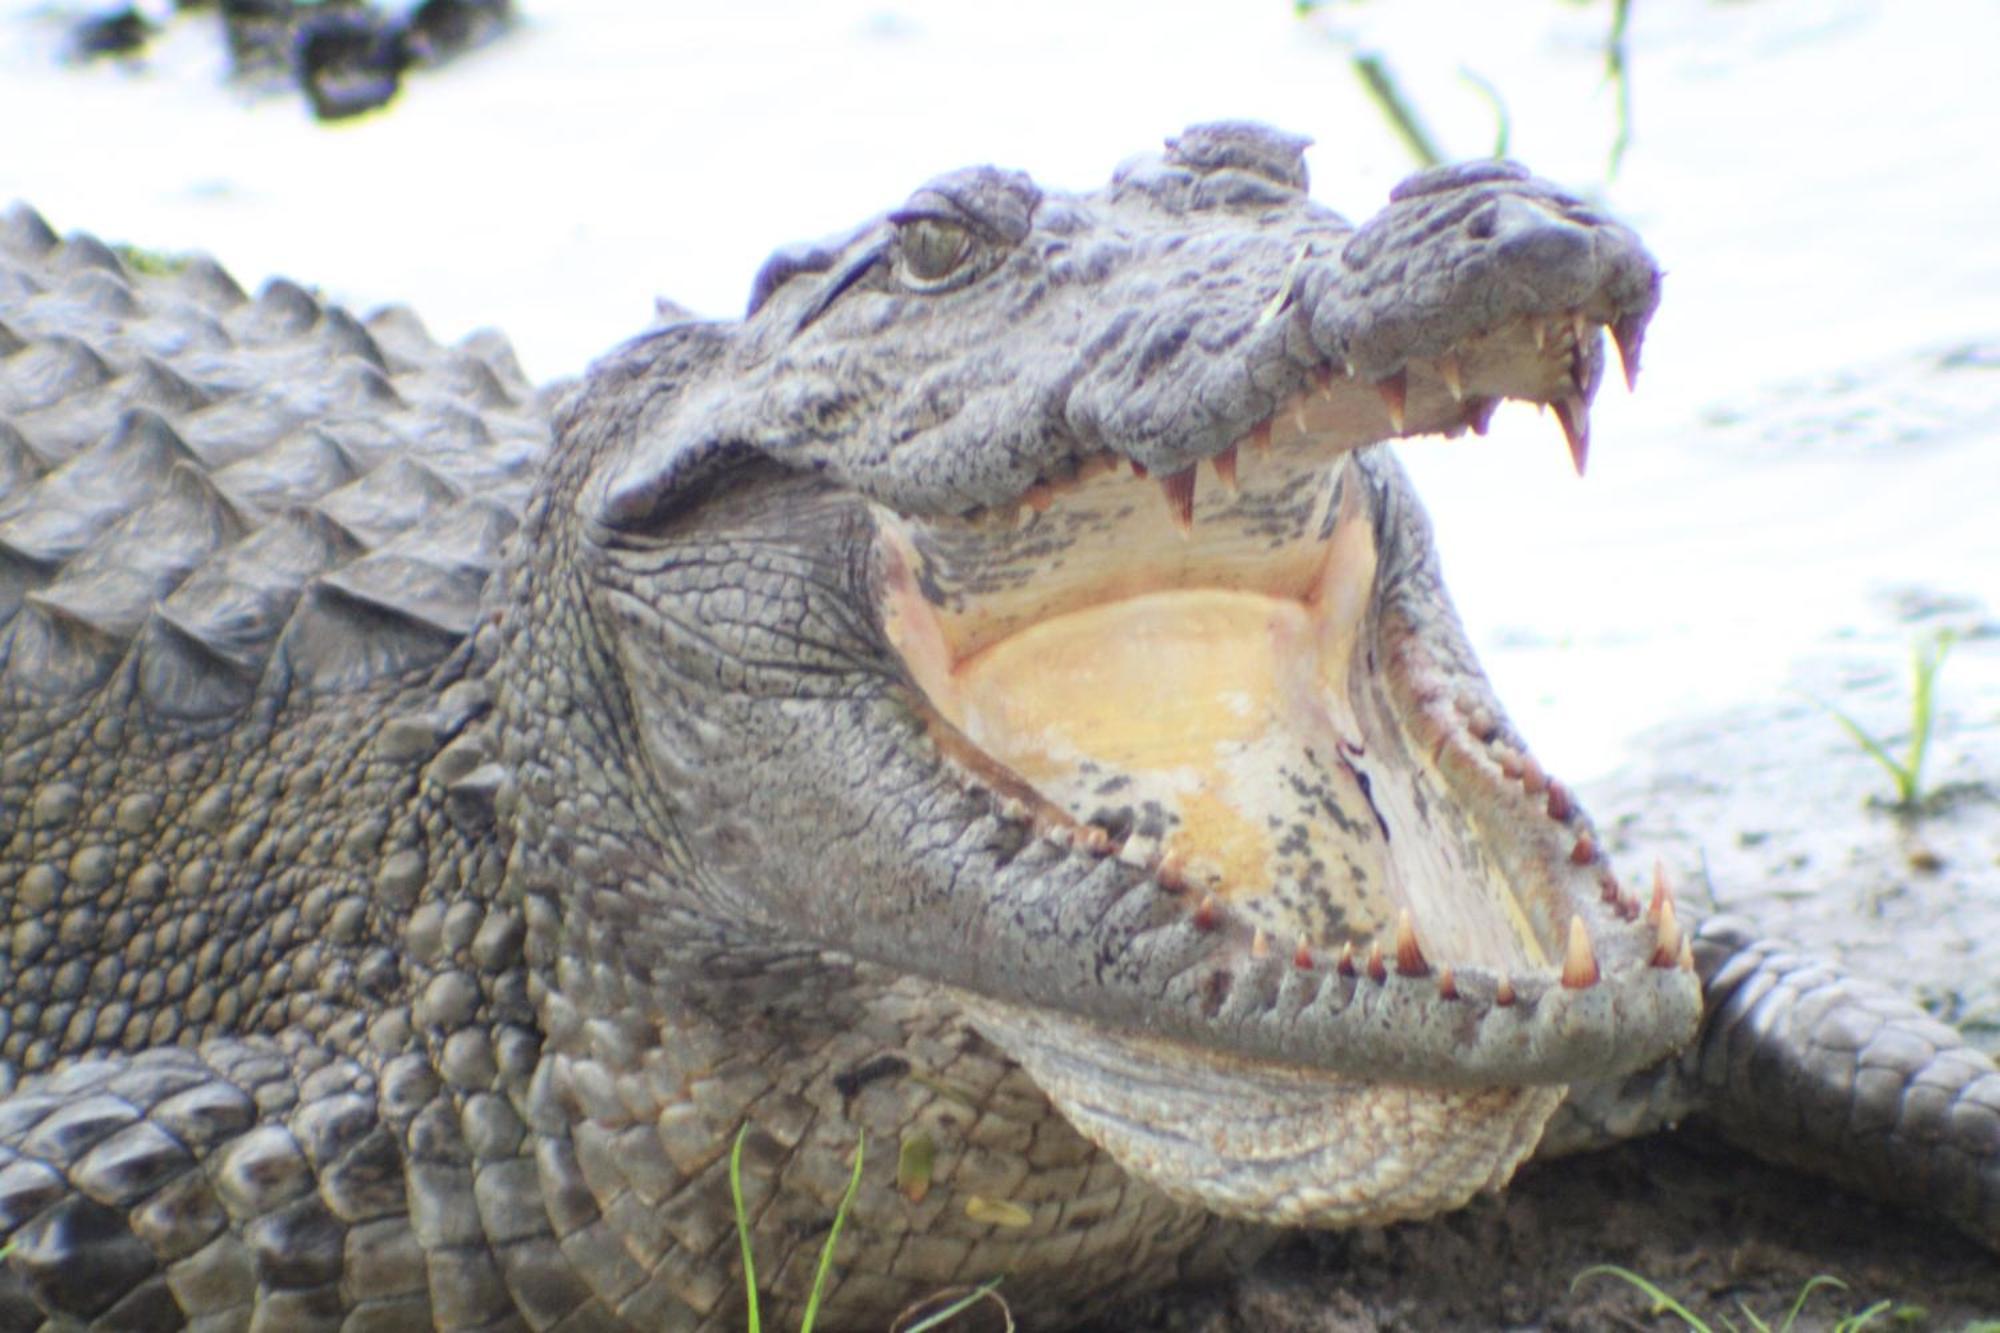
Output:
0 124 1993 1331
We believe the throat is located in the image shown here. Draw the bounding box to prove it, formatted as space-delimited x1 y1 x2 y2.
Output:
952 588 1374 919
880 489 1545 973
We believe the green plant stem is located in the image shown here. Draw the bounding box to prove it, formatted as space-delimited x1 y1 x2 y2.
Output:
1811 628 1956 812
798 1134 865 1333
896 1277 1010 1333
730 1124 762 1333
1606 0 1633 174
1351 53 1444 167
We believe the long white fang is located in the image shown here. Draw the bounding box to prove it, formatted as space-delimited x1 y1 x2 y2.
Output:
1438 351 1464 402
1560 915 1599 989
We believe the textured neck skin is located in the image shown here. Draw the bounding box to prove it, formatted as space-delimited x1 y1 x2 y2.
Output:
0 124 1993 1332
493 329 1246 1324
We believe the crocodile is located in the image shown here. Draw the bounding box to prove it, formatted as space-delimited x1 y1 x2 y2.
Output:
0 122 1993 1331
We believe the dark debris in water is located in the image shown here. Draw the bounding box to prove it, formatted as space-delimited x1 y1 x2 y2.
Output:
61 0 516 121
68 5 153 57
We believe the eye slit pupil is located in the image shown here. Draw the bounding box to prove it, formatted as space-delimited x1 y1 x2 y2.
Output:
901 218 971 283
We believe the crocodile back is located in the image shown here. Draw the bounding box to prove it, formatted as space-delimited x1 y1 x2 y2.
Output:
0 202 553 719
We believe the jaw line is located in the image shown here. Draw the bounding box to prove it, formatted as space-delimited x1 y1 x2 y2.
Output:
861 371 1694 1224
873 391 1578 989
858 343 1697 1063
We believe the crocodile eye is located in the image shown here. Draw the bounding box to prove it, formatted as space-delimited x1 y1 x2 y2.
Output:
895 217 975 288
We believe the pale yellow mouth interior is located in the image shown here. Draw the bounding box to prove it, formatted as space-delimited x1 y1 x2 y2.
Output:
879 463 1548 972
960 588 1347 907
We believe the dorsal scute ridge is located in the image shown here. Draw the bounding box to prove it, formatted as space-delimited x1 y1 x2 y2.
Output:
0 207 554 713
0 201 62 259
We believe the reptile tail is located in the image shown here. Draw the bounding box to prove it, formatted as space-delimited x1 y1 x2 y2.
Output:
1549 914 1999 1252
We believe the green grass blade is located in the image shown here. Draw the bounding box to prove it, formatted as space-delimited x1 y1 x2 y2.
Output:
1457 67 1511 158
896 1276 1010 1333
1731 1302 1770 1333
1350 53 1445 167
1774 1275 1847 1333
1819 700 1916 804
798 1132 866 1333
730 1123 762 1333
1830 1298 1892 1332
1605 0 1634 174
1902 629 1954 799
1571 1265 1711 1329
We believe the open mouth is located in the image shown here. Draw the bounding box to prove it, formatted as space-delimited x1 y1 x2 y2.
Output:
879 311 1682 997
869 309 1700 1223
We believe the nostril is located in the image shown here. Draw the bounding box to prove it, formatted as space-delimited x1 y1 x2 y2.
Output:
1495 217 1590 269
1476 194 1592 271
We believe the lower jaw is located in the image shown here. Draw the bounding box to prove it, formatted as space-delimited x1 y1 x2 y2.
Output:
966 994 1564 1226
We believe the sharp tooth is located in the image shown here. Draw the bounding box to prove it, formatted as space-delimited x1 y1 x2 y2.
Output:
1159 465 1197 533
1393 909 1429 977
1210 442 1240 493
1532 318 1549 352
1119 831 1160 869
1293 939 1314 971
1646 861 1674 923
1365 940 1388 984
1437 966 1458 1001
1375 369 1407 433
1545 780 1573 822
1495 975 1517 1006
1192 894 1220 931
1437 350 1464 402
1677 935 1696 972
1251 926 1270 959
1463 396 1498 436
1291 398 1310 435
1552 395 1589 476
1650 893 1681 969
1314 364 1338 399
1560 915 1600 989
1570 833 1597 866
1336 940 1357 977
1611 311 1647 390
1570 346 1592 396
1569 310 1589 346
1248 419 1273 453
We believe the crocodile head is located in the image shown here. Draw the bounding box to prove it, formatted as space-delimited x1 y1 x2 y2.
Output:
527 123 1700 1226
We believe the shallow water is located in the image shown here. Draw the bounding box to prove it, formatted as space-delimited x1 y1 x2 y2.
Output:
2 0 1995 784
